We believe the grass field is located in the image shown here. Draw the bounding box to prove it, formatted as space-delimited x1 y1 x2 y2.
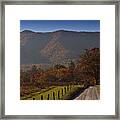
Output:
21 85 84 100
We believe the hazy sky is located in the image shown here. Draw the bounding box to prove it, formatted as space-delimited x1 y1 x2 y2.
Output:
20 20 100 32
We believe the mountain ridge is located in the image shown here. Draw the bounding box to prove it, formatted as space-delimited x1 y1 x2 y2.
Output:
21 29 100 34
20 30 100 64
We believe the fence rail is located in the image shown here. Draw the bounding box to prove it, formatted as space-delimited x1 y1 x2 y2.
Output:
21 85 84 100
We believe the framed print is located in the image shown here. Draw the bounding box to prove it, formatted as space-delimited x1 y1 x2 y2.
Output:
0 0 119 119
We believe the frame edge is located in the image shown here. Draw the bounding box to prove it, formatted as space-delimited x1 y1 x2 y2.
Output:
1 0 119 119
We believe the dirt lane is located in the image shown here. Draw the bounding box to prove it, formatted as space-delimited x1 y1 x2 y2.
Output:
74 85 100 100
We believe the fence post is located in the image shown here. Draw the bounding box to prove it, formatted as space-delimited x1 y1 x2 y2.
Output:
58 91 60 99
41 95 43 100
47 94 49 100
64 87 66 94
53 92 55 100
33 98 35 100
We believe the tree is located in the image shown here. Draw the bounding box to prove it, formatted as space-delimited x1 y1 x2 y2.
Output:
68 60 75 71
32 65 38 73
67 60 75 82
76 48 100 86
54 64 66 69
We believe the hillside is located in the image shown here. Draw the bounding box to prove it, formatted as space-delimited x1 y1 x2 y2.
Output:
20 30 100 64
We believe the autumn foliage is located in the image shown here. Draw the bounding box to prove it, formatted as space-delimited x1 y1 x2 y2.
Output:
20 48 100 96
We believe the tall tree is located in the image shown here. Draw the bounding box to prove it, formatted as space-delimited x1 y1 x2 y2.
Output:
76 48 100 86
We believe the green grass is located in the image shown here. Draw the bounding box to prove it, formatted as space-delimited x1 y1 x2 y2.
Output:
21 85 84 100
62 86 83 100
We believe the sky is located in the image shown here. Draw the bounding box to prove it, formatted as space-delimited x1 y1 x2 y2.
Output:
20 20 100 32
